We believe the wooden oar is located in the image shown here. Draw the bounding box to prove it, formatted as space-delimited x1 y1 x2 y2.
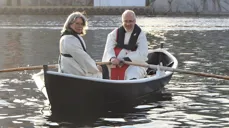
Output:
96 61 111 65
0 64 58 73
124 61 229 80
0 62 111 73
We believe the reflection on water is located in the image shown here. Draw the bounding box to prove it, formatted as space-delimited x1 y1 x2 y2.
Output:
3 31 23 68
0 15 228 127
44 92 171 127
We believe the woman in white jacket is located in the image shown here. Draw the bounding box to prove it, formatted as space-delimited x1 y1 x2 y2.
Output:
58 12 102 78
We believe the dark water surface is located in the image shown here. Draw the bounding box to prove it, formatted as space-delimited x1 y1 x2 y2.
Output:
0 15 229 127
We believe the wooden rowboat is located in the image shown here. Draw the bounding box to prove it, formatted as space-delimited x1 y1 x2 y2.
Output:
33 48 178 114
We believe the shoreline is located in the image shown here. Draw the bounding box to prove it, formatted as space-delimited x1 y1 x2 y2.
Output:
0 6 229 16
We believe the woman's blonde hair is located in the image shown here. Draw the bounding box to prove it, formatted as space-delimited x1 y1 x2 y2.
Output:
61 11 88 36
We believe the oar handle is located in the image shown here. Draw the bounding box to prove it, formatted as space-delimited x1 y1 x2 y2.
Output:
96 61 111 65
124 61 229 81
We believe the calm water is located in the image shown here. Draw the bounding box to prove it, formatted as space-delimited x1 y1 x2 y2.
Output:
0 15 229 127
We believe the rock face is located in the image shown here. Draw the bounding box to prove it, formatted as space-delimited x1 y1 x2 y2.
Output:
151 0 229 14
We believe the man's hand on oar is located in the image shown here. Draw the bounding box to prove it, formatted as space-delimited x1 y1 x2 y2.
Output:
123 61 229 81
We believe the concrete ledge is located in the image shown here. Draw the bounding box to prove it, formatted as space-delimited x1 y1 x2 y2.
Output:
0 6 152 15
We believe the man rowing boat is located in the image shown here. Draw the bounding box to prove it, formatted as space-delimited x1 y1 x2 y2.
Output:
102 10 148 80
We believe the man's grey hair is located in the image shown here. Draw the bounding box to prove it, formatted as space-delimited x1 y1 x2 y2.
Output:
61 11 88 35
121 10 136 22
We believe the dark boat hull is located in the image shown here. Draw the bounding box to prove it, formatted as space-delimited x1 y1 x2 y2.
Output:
45 71 172 113
41 49 178 114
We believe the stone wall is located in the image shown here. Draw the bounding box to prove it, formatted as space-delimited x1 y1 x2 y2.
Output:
0 0 92 6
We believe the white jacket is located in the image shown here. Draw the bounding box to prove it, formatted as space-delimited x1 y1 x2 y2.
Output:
58 35 102 78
